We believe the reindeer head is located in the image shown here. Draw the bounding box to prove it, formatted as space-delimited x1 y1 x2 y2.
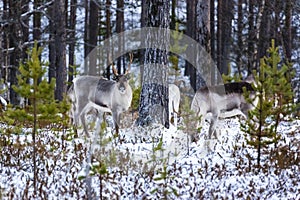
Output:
111 53 133 94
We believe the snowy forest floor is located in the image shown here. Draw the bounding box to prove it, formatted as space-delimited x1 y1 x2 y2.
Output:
1 115 299 199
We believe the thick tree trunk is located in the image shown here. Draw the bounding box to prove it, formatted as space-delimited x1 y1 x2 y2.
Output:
8 0 29 105
217 0 233 77
54 0 67 101
185 0 211 91
185 0 197 91
88 0 98 75
195 0 210 89
137 0 170 128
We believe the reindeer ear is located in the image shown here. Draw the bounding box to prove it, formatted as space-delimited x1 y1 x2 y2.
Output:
112 65 118 76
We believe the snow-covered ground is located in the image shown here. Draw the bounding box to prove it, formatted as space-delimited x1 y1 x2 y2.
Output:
1 117 299 199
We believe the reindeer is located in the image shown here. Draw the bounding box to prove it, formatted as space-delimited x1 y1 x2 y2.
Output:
169 84 180 127
69 54 133 135
191 77 257 139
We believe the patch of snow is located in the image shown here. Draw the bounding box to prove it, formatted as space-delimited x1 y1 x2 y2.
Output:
1 118 299 199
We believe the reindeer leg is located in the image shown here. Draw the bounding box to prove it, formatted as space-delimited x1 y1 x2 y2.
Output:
79 102 94 136
208 111 219 139
112 111 120 135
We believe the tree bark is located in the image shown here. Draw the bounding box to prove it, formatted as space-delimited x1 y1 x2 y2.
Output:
83 0 89 74
7 0 29 105
247 0 255 73
88 0 98 75
54 0 67 101
217 0 233 76
170 0 177 30
140 0 147 83
184 0 196 91
283 0 292 62
48 3 56 82
105 0 112 79
33 0 42 43
0 25 2 83
185 0 211 91
68 0 77 83
116 0 125 74
137 0 170 128
210 0 215 85
236 0 243 76
1 0 8 87
196 0 211 88
257 0 269 66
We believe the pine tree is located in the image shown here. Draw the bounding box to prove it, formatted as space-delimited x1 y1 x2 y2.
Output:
2 42 70 194
241 40 295 167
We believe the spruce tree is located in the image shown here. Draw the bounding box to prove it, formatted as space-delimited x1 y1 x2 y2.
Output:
241 40 295 167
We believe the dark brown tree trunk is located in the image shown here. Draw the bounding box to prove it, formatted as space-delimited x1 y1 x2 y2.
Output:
22 1 29 57
217 0 233 77
48 3 56 82
283 0 292 62
195 0 211 88
223 0 233 74
247 0 255 73
217 0 223 76
185 0 211 90
88 0 98 75
170 0 177 30
185 0 197 91
33 0 41 84
137 0 170 128
116 0 125 74
33 0 42 43
105 0 112 79
84 0 89 74
54 0 67 101
236 0 243 76
0 0 8 85
210 0 216 85
7 0 29 105
257 0 270 66
140 0 147 83
0 25 3 82
1 0 8 86
68 0 77 83
273 0 281 45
